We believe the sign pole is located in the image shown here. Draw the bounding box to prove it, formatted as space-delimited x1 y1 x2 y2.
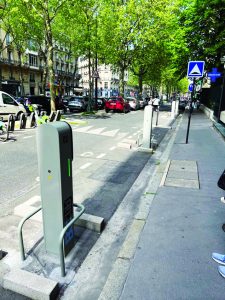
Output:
186 78 196 144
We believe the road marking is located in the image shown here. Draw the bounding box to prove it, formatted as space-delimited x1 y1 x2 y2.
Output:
88 127 106 135
0 139 15 144
80 163 92 169
101 129 120 137
96 153 106 159
73 126 93 132
36 177 40 182
23 136 33 139
115 132 128 140
80 152 94 157
109 146 116 151
128 135 132 138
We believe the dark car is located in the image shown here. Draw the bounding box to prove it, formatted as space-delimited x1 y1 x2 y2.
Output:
96 97 107 110
68 96 87 112
62 95 73 107
25 95 65 115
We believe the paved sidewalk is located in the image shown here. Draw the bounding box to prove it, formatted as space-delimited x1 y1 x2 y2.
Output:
120 110 225 299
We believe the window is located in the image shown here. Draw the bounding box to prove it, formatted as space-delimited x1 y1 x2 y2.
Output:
29 54 37 67
7 51 12 62
6 34 11 45
30 73 35 82
2 93 16 105
104 82 108 89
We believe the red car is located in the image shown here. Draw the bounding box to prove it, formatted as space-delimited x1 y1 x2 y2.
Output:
105 96 130 113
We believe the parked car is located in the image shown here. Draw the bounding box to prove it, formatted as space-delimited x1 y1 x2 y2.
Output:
105 96 130 113
125 97 140 110
137 96 148 109
96 97 107 110
68 96 87 112
25 95 65 115
0 91 26 121
62 95 73 107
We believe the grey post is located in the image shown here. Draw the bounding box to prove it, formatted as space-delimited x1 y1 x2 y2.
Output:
142 104 153 149
175 100 179 116
171 100 176 119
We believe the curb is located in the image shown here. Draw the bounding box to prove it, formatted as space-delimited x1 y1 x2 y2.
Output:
98 115 183 300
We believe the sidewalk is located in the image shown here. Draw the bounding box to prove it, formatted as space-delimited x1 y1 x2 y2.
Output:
120 110 225 299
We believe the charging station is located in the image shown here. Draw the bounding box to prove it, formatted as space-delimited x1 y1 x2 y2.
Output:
37 121 75 256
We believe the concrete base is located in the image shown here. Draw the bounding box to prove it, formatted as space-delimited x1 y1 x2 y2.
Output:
75 213 104 233
3 269 59 300
14 196 105 233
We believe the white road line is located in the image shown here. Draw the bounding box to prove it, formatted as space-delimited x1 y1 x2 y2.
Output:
73 126 94 132
80 152 94 157
109 146 116 151
0 140 15 144
23 136 33 139
79 163 92 170
128 135 132 138
101 129 120 137
88 127 106 134
96 153 106 159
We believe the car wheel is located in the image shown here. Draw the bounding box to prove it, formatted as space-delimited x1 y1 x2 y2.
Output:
105 108 109 113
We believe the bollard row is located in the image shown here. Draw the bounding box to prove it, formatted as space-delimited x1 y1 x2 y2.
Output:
8 110 62 131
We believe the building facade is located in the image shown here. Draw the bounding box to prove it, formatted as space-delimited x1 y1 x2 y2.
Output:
78 57 135 97
0 29 80 97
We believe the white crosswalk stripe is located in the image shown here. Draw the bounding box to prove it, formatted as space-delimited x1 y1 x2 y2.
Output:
88 127 106 134
101 129 120 137
73 125 94 132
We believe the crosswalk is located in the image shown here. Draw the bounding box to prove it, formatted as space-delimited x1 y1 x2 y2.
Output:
72 125 131 138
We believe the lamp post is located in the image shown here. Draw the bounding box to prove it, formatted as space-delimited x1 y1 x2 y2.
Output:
218 56 225 121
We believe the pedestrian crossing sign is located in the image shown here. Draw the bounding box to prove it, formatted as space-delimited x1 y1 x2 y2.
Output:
187 61 205 77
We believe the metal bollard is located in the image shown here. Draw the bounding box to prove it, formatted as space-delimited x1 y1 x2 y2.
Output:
142 105 154 149
19 113 27 129
29 112 36 128
7 114 15 132
54 110 61 121
49 111 56 122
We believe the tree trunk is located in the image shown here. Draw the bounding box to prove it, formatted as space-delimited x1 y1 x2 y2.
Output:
87 48 93 112
18 52 24 96
45 18 56 112
138 73 143 94
41 56 48 95
119 67 125 96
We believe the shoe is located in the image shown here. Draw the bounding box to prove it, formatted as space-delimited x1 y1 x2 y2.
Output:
218 266 225 278
221 197 225 204
212 253 225 265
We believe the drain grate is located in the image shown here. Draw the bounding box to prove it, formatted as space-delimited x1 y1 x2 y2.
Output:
0 250 8 260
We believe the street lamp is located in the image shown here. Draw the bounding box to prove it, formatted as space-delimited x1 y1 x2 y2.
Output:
218 56 225 121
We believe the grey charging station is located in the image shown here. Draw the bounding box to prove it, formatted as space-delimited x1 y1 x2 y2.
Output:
37 121 75 256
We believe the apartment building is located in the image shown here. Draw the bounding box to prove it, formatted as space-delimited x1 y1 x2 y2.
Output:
78 57 133 97
0 29 80 97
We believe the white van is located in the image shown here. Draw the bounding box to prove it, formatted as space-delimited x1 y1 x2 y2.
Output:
0 91 26 121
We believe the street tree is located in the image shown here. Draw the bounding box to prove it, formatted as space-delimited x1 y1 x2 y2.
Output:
7 0 71 112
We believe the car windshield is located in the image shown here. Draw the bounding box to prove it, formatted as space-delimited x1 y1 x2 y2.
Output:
70 97 83 102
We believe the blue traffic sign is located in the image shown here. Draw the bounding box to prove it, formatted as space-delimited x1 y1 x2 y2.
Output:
188 83 193 92
208 68 221 82
187 61 205 77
